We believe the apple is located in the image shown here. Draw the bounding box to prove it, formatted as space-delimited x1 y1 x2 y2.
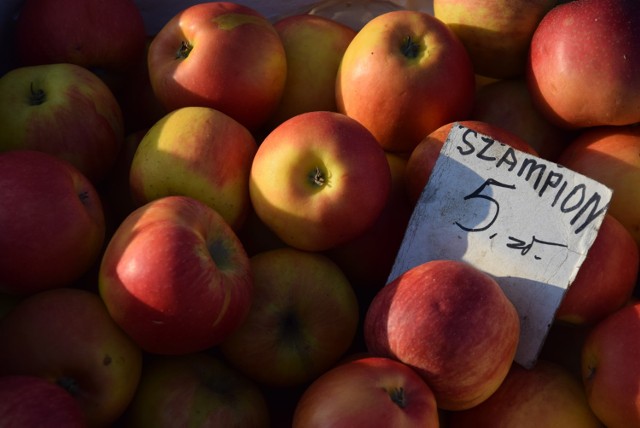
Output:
325 152 414 289
292 356 439 428
364 259 520 410
266 13 356 128
470 77 576 161
555 213 639 325
129 106 258 231
527 0 640 129
539 321 594 381
99 195 253 355
581 302 640 427
13 0 146 72
249 110 391 252
0 375 87 428
0 150 105 295
219 247 360 388
0 62 125 184
404 120 538 206
433 0 556 79
126 353 270 428
447 360 603 428
0 287 143 427
147 1 287 131
336 9 476 153
556 124 640 247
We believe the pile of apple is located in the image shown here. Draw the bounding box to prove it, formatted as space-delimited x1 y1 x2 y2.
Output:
1 0 640 426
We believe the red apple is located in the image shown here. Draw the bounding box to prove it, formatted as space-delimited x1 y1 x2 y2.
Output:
0 63 125 183
249 111 391 252
292 357 439 428
99 195 253 355
434 0 556 79
336 9 476 153
470 77 575 161
404 120 538 206
220 247 360 387
0 150 105 295
557 124 640 246
266 14 356 128
0 288 143 427
13 0 146 72
126 353 269 428
325 152 414 288
527 0 640 129
147 1 287 131
0 375 87 428
556 213 639 325
447 360 603 428
129 106 258 231
364 259 520 410
581 302 640 427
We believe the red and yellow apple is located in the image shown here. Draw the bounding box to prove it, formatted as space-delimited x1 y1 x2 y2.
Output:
99 195 254 355
220 247 360 387
470 77 575 161
0 63 125 183
0 375 86 428
129 106 258 231
336 9 476 153
527 0 640 129
557 124 640 246
267 13 356 128
404 120 538 206
364 259 520 410
14 0 147 72
147 1 287 131
326 152 414 288
447 360 603 428
0 287 143 427
582 302 640 427
127 353 270 428
0 150 105 295
249 110 391 252
434 0 556 79
292 357 439 428
556 213 639 325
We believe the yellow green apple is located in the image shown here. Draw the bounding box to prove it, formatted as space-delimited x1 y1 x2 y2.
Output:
129 106 258 231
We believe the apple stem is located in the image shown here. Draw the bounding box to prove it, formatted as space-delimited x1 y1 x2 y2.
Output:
28 82 46 106
176 41 193 60
56 376 81 397
309 166 327 187
388 386 407 408
400 36 420 59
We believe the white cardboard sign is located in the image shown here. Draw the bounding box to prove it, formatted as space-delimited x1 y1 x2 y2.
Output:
390 123 613 368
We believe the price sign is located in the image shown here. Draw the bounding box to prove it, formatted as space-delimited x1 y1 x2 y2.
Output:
390 123 613 368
